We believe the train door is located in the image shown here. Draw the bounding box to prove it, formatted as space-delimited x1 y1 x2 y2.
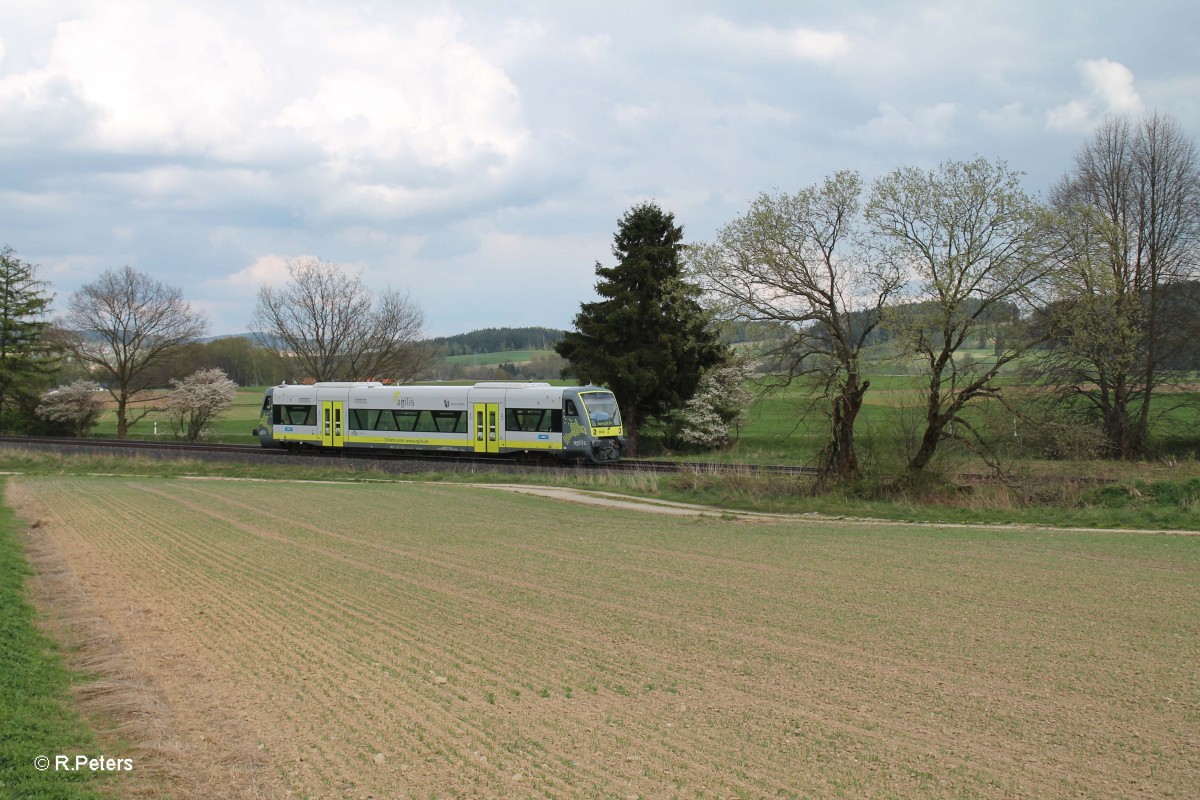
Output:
472 402 499 453
321 400 345 448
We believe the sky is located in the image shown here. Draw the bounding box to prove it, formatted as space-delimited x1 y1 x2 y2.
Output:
2 1 1198 338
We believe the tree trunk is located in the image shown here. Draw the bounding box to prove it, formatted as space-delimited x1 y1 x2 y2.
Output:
623 406 638 456
906 422 943 475
116 395 128 440
1102 385 1140 459
906 369 946 475
826 378 869 480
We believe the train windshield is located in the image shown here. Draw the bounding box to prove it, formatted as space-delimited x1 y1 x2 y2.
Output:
579 391 621 427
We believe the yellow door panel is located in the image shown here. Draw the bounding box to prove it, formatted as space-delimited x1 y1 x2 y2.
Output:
321 401 345 448
473 404 487 453
486 403 499 453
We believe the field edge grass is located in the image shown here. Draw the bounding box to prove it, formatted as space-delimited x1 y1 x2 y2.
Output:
2 447 1199 531
0 476 108 800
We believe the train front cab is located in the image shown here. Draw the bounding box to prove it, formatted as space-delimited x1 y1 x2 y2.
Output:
563 387 625 462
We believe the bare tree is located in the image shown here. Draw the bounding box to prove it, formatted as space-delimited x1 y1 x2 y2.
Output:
163 368 238 442
1038 112 1200 458
62 266 208 439
251 257 434 383
689 171 904 479
866 157 1055 477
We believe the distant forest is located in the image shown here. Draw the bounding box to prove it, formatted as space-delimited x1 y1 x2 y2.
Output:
428 327 567 356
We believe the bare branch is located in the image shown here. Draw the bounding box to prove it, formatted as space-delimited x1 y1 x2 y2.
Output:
61 266 207 439
689 171 900 479
250 257 429 383
866 157 1055 475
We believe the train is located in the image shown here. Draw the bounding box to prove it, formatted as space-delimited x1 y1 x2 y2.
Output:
253 381 626 462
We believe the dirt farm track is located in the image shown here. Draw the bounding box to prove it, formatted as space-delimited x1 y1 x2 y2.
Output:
9 475 1200 799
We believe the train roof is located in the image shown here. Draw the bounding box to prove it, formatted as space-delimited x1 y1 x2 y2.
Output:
272 381 612 392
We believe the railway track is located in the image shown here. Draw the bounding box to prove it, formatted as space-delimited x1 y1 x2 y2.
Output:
0 435 829 477
0 435 1114 485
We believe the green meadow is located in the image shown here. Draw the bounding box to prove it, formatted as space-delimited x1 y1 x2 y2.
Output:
442 348 548 366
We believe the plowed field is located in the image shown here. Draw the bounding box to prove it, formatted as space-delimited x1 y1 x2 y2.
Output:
10 476 1200 799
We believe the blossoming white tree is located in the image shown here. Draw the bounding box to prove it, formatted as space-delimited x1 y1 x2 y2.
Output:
164 368 238 441
676 359 754 449
36 380 105 437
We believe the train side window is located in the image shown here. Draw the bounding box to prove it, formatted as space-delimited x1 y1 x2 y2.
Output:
506 408 564 433
413 411 439 432
564 399 579 417
430 410 465 433
375 411 399 431
506 408 538 432
274 404 316 426
394 410 419 431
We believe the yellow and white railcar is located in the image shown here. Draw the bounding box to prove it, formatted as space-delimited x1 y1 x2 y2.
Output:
254 381 625 462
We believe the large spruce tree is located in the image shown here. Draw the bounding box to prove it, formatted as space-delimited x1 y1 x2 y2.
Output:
556 202 724 453
0 246 61 432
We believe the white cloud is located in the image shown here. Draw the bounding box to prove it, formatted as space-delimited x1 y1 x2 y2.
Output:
978 102 1036 133
1046 99 1091 133
1082 58 1143 115
1048 58 1143 132
852 102 960 148
0 3 526 173
6 6 268 154
222 254 299 290
0 0 537 259
273 13 526 170
693 16 851 63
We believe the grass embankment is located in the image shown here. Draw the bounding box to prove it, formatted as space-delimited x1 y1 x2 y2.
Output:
0 477 106 800
642 469 1200 529
3 447 1200 530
